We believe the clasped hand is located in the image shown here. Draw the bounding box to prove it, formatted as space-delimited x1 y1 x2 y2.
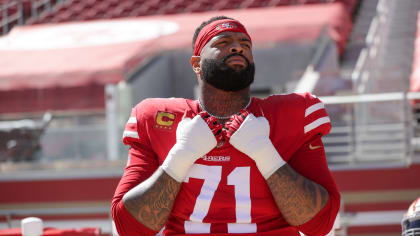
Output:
162 109 285 182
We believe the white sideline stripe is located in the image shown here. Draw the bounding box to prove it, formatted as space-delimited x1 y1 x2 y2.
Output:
0 206 108 215
0 219 114 234
127 117 137 124
0 169 124 180
305 102 324 117
123 130 139 139
319 92 406 104
344 210 405 226
304 117 330 133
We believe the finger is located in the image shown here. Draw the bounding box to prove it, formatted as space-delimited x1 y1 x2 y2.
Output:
224 127 236 138
182 109 196 119
199 112 218 127
237 109 249 122
239 109 249 118
228 111 247 128
198 111 211 119
200 113 224 139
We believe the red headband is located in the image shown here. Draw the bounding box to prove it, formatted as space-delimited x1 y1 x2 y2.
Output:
193 19 252 56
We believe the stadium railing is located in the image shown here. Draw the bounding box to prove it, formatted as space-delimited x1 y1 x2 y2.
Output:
0 0 66 35
320 92 420 167
0 0 24 35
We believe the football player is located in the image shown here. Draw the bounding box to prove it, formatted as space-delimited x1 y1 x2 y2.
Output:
402 197 420 236
111 16 341 235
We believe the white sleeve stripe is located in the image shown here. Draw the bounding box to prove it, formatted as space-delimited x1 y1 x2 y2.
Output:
304 117 330 134
127 117 137 124
305 102 325 117
123 130 139 139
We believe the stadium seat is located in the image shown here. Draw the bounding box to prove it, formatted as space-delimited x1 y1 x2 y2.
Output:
149 0 171 10
22 0 33 17
295 0 324 4
158 0 191 14
241 0 271 8
212 0 243 11
267 0 295 6
84 9 104 21
16 0 360 32
38 14 54 23
185 1 213 13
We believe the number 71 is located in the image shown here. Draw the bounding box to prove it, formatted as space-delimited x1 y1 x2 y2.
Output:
183 164 257 233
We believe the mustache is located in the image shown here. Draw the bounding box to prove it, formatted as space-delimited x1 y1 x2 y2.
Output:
222 53 250 65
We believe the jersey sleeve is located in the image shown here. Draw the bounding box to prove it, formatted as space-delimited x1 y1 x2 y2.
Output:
290 93 340 235
111 100 159 236
302 93 331 141
290 135 341 235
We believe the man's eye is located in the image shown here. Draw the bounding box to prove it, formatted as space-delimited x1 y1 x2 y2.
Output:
242 43 251 49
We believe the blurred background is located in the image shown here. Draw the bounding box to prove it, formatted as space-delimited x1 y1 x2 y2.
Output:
0 0 420 235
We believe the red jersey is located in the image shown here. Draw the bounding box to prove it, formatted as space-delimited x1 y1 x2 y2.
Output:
112 93 340 236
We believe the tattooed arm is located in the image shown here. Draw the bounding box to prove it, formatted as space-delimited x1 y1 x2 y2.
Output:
122 112 217 231
227 97 339 233
123 167 181 231
266 164 329 226
266 136 340 234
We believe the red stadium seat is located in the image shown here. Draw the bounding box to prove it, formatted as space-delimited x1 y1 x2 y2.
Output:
55 11 79 22
22 0 33 17
212 0 242 11
106 0 120 9
21 0 359 25
158 0 189 15
295 0 323 4
42 14 55 23
132 4 158 16
267 0 295 6
241 0 271 8
185 1 213 13
148 0 171 9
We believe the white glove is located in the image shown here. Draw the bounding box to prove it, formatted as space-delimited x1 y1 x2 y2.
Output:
161 114 217 182
230 114 286 179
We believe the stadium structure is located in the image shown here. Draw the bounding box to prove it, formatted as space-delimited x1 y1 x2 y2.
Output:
0 0 420 235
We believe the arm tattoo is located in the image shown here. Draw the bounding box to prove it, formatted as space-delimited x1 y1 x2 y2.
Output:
267 164 329 226
123 168 182 231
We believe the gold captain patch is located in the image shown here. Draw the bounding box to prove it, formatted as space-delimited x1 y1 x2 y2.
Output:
155 111 176 131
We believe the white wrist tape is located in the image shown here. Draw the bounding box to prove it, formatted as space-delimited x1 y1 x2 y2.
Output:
248 138 286 179
161 143 197 182
230 114 286 179
162 115 217 182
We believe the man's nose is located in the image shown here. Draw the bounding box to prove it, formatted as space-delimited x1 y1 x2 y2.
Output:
229 41 244 54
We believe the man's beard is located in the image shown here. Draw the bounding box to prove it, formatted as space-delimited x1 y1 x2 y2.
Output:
201 53 255 92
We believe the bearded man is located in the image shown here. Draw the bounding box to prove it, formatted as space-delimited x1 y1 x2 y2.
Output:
111 16 340 236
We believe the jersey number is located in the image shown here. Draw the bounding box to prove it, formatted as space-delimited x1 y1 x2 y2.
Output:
183 164 257 233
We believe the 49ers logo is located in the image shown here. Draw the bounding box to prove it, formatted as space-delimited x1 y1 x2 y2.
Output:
216 22 238 30
155 111 176 131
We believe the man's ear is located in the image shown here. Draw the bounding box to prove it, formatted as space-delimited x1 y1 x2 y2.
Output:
190 56 201 74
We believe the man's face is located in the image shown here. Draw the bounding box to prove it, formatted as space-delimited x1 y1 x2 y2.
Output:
199 31 255 92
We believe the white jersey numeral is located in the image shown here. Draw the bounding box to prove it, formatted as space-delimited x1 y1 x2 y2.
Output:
184 164 256 233
227 167 257 233
184 164 221 233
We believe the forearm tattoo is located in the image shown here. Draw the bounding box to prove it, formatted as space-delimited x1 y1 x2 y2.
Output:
123 169 181 231
267 164 329 226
